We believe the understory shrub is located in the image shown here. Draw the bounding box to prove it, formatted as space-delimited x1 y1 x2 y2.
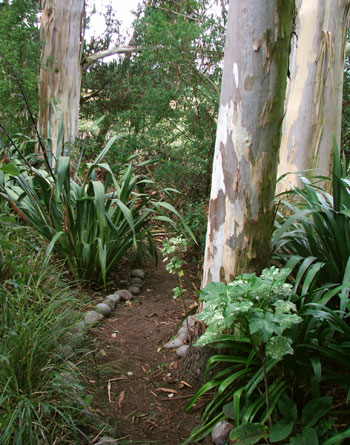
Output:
0 251 91 444
184 267 350 444
272 144 350 294
1 136 190 287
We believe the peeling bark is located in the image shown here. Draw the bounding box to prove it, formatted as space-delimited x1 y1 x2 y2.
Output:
277 0 350 193
202 0 294 286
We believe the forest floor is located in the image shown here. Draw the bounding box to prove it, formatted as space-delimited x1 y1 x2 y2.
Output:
87 254 212 445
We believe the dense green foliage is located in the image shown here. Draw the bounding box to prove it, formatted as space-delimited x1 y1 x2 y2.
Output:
0 0 39 143
1 137 189 287
185 267 350 444
0 227 91 444
185 148 350 444
273 145 350 292
1 1 350 443
81 0 226 202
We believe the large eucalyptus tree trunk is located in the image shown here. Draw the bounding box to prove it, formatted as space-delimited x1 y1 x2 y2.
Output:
202 0 294 286
38 0 85 162
38 1 135 163
277 0 350 193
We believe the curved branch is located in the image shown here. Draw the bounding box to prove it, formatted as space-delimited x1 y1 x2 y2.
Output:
82 46 137 70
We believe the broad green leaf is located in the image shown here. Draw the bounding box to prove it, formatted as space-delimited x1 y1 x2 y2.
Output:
301 397 332 427
269 420 294 442
91 181 106 238
0 162 20 176
278 393 297 422
43 231 64 269
302 427 318 445
223 402 234 420
93 134 122 164
230 423 268 445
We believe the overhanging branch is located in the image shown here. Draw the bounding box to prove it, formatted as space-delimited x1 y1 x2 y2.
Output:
83 46 136 69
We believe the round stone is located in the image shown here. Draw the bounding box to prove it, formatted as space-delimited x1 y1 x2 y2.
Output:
104 296 116 310
115 289 133 301
163 337 184 349
128 286 140 295
130 277 143 286
177 326 189 341
106 294 120 303
211 421 234 444
131 269 145 279
95 303 112 317
176 344 190 358
84 310 104 325
182 315 196 330
112 293 121 304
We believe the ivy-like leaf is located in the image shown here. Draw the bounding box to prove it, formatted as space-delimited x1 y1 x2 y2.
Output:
249 312 281 342
266 336 293 361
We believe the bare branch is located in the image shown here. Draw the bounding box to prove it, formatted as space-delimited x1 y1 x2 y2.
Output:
83 46 137 69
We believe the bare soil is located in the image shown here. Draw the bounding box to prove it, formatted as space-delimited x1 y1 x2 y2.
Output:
88 257 212 445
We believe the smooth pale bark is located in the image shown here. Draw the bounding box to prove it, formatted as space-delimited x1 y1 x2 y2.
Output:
39 0 85 161
202 0 293 286
277 0 350 193
38 1 136 162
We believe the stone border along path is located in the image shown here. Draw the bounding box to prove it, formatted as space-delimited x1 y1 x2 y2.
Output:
84 269 145 325
67 267 233 445
83 268 193 359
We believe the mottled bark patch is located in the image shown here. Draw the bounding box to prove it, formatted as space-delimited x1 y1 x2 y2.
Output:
210 188 226 233
244 75 254 91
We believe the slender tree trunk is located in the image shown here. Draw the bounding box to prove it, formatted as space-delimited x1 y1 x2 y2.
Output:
38 0 85 162
202 0 294 286
277 0 350 193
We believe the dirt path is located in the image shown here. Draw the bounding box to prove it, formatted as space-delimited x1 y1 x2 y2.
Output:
90 258 210 444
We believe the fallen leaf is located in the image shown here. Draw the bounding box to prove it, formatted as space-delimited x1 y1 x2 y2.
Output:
99 349 107 357
155 388 179 394
117 390 125 408
178 380 192 389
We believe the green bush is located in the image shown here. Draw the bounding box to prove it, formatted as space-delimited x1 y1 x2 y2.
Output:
272 144 350 293
184 268 350 444
1 137 189 287
0 263 91 444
